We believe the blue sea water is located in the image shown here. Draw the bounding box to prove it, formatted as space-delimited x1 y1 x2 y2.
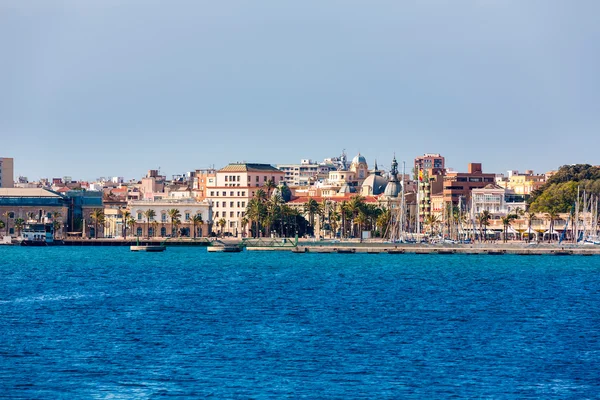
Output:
1 247 599 399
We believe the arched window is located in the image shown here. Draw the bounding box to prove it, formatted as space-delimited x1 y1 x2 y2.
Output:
161 227 166 237
8 212 14 219
136 227 143 236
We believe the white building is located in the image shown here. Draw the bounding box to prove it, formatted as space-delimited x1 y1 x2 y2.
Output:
277 159 334 187
128 198 212 238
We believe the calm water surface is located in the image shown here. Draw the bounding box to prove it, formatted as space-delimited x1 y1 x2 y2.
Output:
1 247 599 398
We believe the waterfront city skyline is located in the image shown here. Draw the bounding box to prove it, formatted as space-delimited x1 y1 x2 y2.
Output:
2 1 599 180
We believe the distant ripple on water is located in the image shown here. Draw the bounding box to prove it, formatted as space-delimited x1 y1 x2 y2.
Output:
1 247 599 398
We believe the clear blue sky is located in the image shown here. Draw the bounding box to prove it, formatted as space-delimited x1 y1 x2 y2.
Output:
1 0 599 181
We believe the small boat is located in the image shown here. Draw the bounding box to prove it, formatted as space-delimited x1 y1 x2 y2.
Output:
207 245 243 253
130 245 166 252
207 240 243 253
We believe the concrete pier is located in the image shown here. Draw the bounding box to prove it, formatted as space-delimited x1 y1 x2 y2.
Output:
245 243 600 256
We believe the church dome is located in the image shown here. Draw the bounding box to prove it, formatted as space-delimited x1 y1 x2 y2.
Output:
361 174 388 195
384 181 401 198
339 183 356 194
352 153 367 165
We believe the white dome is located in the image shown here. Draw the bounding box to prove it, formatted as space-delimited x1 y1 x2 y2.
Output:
352 153 367 165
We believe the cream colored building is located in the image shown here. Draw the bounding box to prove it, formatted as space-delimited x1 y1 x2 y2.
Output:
495 170 545 195
128 198 212 238
204 163 285 236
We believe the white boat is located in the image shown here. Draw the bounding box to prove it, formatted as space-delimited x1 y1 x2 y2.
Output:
130 244 166 252
207 240 243 252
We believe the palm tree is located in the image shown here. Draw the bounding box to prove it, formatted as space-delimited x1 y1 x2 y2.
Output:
476 210 492 242
355 211 368 241
192 214 203 238
424 214 440 237
173 218 181 238
217 218 226 236
143 209 156 238
303 198 321 235
120 209 131 239
14 218 25 237
330 210 341 239
51 212 62 239
127 217 136 238
500 214 516 243
376 208 391 238
545 210 559 243
240 216 249 237
525 211 537 242
348 195 366 238
255 189 267 202
246 198 265 237
90 209 105 239
264 179 276 198
167 209 181 237
339 201 350 239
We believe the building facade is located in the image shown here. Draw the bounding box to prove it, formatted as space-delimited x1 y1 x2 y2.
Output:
0 158 14 188
443 163 496 205
128 198 212 238
204 163 285 236
0 188 69 238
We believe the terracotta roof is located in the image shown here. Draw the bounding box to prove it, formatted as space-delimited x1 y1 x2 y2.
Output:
219 163 283 173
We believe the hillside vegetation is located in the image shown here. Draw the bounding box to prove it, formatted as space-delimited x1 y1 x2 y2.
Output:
528 164 600 213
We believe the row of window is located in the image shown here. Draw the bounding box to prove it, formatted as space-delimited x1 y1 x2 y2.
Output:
136 212 199 221
214 201 246 208
214 211 245 218
210 191 247 197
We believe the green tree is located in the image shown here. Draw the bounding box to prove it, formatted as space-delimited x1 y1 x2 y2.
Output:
476 210 492 242
144 209 156 238
51 212 62 239
120 209 131 239
90 209 105 239
217 218 227 236
240 216 249 236
348 195 366 237
127 217 136 238
500 214 516 243
246 197 266 237
167 209 181 237
14 218 25 236
424 214 440 237
545 210 559 242
303 198 321 235
264 178 276 198
192 214 204 238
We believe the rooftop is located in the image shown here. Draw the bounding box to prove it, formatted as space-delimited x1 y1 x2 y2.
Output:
0 188 64 198
219 163 283 173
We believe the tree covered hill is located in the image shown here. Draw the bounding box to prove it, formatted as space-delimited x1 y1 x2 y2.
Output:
528 164 600 213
